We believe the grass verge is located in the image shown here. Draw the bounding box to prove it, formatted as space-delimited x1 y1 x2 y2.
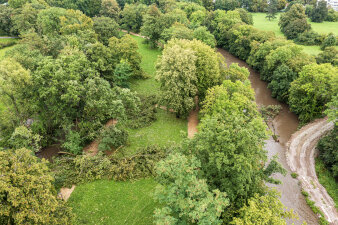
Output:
301 190 329 225
315 157 338 209
67 178 159 225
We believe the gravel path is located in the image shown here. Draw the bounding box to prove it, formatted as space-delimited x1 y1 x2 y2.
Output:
286 118 337 224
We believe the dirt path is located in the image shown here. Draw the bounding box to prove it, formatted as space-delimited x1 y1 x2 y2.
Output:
188 109 198 138
59 185 76 201
83 119 117 156
286 118 337 224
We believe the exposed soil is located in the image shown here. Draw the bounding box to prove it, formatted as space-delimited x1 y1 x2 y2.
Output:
287 118 337 224
59 185 76 201
218 48 318 224
83 119 117 156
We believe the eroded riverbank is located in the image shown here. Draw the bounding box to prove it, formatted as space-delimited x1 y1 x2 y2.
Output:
218 48 318 225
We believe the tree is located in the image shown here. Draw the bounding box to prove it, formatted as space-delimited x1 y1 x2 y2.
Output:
325 94 338 124
320 33 337 50
140 4 163 48
316 46 338 66
310 0 328 23
160 23 194 44
155 44 198 117
165 39 222 100
108 34 143 78
268 64 298 103
235 8 253 25
0 59 31 123
289 63 338 123
93 16 120 45
100 0 120 20
215 0 241 11
277 0 287 10
223 63 250 82
0 5 14 35
279 4 311 39
0 148 72 225
9 126 41 152
120 3 147 33
266 0 278 21
231 190 297 224
193 26 217 48
249 0 268 12
154 153 229 225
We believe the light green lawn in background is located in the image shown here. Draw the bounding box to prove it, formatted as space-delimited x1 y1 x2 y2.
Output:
129 35 162 96
251 13 338 55
67 179 159 225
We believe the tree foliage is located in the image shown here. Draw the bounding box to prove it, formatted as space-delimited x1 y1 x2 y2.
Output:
310 0 328 23
289 63 338 123
279 4 311 39
154 153 229 225
0 148 72 225
93 16 120 45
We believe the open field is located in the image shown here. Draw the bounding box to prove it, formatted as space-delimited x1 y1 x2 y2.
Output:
315 158 338 209
67 179 159 225
251 13 338 55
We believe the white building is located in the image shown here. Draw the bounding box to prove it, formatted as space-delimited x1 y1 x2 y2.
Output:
325 0 338 11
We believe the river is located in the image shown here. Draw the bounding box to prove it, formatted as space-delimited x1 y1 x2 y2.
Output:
218 49 318 225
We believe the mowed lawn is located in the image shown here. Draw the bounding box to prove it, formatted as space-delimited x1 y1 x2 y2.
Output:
129 35 162 96
251 13 338 55
67 179 159 225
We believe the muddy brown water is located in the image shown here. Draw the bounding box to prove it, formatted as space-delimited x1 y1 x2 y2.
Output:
219 49 318 225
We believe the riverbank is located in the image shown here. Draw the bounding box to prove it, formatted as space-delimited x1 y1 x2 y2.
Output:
218 48 318 224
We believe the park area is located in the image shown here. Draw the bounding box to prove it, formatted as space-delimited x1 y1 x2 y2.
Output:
251 13 338 55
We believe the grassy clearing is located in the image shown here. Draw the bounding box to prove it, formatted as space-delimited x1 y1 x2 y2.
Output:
251 13 338 55
252 13 338 36
129 35 162 96
125 108 187 156
315 157 338 209
0 44 16 60
67 178 159 225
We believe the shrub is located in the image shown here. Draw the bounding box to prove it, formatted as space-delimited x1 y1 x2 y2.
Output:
316 47 338 66
62 129 83 155
317 126 338 179
98 125 128 152
294 30 322 46
326 9 338 22
321 33 337 50
291 172 298 178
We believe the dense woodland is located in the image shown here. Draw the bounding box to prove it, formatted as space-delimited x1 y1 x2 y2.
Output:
0 0 337 224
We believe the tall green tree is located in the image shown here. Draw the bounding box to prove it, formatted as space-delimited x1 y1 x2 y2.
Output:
310 0 328 22
154 153 229 225
0 148 73 225
100 0 120 20
156 44 198 117
289 63 338 123
93 16 120 45
266 0 278 21
278 4 311 39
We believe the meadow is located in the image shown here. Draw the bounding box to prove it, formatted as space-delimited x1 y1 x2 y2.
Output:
251 13 338 55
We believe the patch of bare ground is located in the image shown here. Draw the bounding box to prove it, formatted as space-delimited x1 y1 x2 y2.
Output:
58 185 76 201
286 117 337 224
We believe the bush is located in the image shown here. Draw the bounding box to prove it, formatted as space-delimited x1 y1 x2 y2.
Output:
326 9 338 22
316 47 338 66
310 0 328 23
291 172 298 178
294 30 322 45
317 126 338 179
98 125 128 152
62 129 83 155
321 33 337 50
128 95 158 129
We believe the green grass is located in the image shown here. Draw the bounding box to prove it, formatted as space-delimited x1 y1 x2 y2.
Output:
252 13 338 36
129 35 162 96
125 109 187 155
315 157 338 209
251 13 338 55
0 38 18 44
67 178 159 225
0 44 16 60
